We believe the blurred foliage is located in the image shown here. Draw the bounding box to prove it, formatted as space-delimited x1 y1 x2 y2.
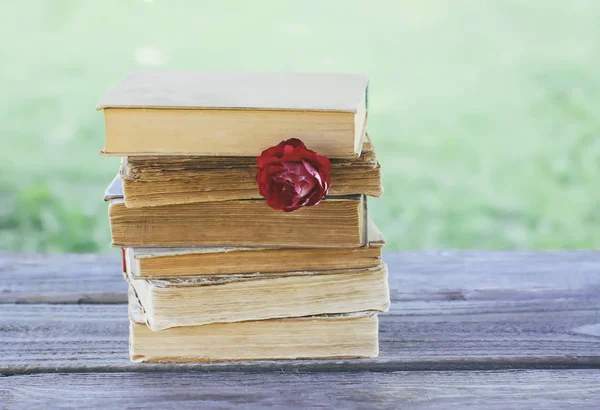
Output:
0 181 104 252
0 0 599 252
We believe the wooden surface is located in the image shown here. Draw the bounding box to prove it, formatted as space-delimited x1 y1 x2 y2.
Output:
2 371 600 409
1 251 599 408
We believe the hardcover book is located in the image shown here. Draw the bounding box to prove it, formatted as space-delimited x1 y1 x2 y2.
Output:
98 71 369 158
127 264 390 331
106 175 367 248
129 291 379 362
120 138 382 208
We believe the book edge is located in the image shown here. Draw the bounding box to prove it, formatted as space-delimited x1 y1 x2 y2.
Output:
131 216 384 259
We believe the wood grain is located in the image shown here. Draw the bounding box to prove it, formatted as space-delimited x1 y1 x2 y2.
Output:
1 297 598 374
384 250 600 301
1 370 599 409
0 252 124 304
2 251 599 304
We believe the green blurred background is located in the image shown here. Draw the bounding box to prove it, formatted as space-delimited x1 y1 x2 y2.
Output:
1 0 599 253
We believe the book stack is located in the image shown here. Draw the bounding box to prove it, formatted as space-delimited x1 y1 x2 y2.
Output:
98 71 390 362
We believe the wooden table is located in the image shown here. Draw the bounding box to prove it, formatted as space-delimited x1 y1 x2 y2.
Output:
1 251 599 408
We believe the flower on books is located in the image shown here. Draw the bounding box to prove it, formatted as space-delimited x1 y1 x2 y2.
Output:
256 138 331 212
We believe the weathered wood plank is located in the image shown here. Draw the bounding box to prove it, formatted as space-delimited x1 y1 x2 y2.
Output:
384 251 600 301
1 370 599 409
1 298 598 374
1 251 599 303
0 252 124 304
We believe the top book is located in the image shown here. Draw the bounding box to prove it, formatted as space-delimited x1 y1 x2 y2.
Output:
98 71 369 158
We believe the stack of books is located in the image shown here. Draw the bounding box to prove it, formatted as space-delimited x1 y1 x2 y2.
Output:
99 71 390 362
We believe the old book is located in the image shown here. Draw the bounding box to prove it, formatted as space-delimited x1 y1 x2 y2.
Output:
98 71 369 158
121 137 382 208
125 218 384 278
128 293 379 362
127 264 390 331
106 175 367 248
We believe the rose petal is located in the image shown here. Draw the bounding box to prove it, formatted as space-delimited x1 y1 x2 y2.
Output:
301 160 322 187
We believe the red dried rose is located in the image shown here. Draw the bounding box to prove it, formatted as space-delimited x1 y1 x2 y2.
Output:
256 138 331 212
